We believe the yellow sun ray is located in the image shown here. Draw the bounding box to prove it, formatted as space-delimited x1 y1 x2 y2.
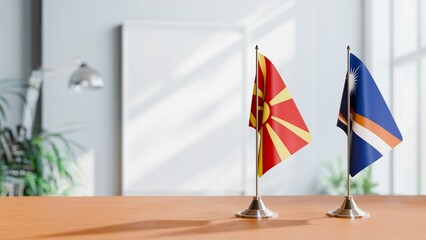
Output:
252 85 264 98
258 128 264 176
265 123 291 161
271 116 312 143
258 53 267 82
250 113 256 127
269 88 292 106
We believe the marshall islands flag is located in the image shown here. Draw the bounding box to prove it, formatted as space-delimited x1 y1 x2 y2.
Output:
337 53 403 177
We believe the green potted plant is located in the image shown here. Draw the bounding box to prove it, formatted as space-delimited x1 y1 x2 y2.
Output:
319 156 378 195
0 79 80 196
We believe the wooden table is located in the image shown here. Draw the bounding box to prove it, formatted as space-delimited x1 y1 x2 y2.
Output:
1 196 425 239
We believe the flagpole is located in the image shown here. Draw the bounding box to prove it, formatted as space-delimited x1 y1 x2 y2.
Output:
236 45 277 219
255 45 259 198
326 46 369 219
346 45 351 198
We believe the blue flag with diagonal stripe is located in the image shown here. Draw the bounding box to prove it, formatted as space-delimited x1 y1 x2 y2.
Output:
337 53 403 177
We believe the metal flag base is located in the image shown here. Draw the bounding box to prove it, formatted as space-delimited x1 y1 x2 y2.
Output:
327 195 370 219
236 196 278 219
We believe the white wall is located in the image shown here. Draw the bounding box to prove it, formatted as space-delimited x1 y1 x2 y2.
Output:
0 0 32 127
365 0 426 195
43 0 363 195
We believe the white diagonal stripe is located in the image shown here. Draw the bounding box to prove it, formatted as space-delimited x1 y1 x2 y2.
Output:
352 121 392 155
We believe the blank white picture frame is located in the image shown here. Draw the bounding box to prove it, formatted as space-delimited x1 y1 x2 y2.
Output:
121 21 248 195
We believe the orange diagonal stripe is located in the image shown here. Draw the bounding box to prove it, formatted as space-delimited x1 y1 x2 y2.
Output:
353 113 401 148
338 113 347 125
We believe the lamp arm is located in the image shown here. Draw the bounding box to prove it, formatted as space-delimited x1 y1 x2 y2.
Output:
22 71 43 137
21 64 77 136
35 65 77 77
22 61 104 135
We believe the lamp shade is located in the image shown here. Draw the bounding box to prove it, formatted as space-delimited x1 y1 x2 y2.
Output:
69 63 104 90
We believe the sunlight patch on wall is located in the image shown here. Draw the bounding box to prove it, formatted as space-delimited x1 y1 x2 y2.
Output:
393 61 418 194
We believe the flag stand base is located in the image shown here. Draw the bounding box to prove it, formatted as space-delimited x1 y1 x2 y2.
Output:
236 196 277 219
327 195 370 219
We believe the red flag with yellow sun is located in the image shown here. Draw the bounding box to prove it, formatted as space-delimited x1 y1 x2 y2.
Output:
249 53 312 176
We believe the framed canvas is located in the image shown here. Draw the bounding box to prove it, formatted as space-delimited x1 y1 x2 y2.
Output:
121 21 249 195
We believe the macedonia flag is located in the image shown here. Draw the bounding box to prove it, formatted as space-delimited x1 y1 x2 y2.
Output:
249 53 312 176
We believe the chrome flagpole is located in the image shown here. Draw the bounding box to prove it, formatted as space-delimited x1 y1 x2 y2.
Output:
236 45 277 219
327 46 369 219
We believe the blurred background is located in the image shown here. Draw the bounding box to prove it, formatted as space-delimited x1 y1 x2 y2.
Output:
0 0 424 196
